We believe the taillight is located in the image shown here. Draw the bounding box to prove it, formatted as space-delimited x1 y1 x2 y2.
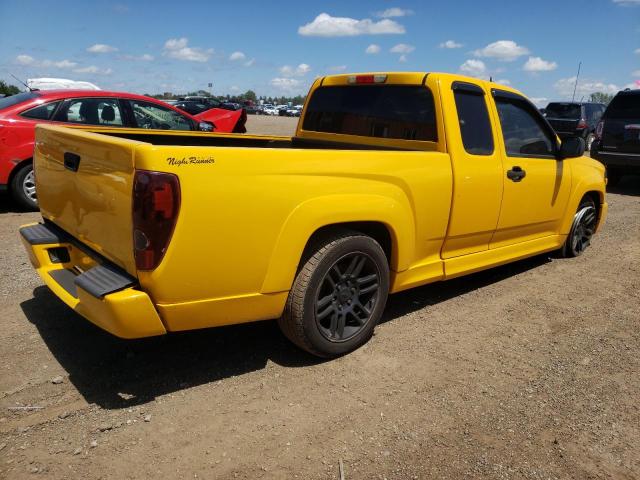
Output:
595 121 604 140
132 170 180 271
577 118 587 129
348 74 387 84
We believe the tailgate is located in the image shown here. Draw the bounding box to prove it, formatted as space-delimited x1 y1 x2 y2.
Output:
34 125 142 276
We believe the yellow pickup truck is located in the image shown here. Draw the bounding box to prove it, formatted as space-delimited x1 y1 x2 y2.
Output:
20 72 607 357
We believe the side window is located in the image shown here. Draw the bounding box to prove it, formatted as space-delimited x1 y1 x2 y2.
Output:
20 101 61 120
128 100 193 131
54 98 124 126
495 97 556 157
453 86 494 155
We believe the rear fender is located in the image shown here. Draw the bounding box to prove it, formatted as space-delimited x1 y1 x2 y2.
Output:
260 194 414 294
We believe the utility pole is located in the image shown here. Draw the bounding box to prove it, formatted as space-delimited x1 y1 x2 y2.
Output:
571 62 581 102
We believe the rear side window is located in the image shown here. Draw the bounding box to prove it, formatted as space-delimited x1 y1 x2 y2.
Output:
0 92 40 110
20 101 61 120
128 100 194 130
453 86 494 155
303 85 437 142
606 93 640 119
495 97 555 157
545 103 581 119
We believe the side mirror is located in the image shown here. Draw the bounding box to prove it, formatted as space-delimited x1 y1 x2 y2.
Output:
558 136 585 159
199 121 215 132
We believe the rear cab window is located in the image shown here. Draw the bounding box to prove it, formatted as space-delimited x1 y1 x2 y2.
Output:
605 92 640 119
302 84 438 144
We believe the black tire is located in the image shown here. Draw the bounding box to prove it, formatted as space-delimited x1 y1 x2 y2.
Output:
278 231 390 358
560 197 597 258
10 162 38 211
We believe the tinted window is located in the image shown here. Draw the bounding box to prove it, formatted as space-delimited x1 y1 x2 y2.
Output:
453 89 494 155
303 85 437 142
606 92 640 120
0 92 40 110
21 101 60 120
54 98 124 126
129 100 193 130
496 98 555 157
545 103 581 119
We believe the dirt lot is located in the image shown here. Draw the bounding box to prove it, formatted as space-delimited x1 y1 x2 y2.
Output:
1 117 639 479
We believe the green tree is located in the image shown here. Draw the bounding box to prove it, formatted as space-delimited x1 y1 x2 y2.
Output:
243 90 257 102
589 92 615 105
0 80 20 96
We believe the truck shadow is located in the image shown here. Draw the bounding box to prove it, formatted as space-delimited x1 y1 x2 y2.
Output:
20 254 550 410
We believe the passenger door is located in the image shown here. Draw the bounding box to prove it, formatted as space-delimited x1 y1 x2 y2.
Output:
441 81 504 258
489 90 572 249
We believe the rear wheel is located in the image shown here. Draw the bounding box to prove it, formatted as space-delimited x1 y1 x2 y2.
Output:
10 163 38 211
278 231 390 358
561 197 597 258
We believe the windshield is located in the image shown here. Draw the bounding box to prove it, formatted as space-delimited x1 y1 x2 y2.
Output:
606 92 640 120
545 103 581 119
0 91 40 111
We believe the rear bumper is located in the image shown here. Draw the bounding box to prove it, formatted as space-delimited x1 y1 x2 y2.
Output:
20 222 166 339
592 149 640 172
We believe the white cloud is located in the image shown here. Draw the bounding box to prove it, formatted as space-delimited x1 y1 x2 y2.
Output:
229 51 246 61
612 0 640 5
495 78 511 85
244 58 255 67
459 59 488 78
279 63 311 77
473 40 530 62
375 7 414 18
399 55 408 63
439 40 463 49
529 97 548 107
328 65 347 72
298 13 405 37
163 38 212 62
633 70 640 77
366 44 381 54
390 43 415 54
16 54 35 65
554 76 621 97
230 85 241 93
271 77 303 93
87 44 118 53
523 56 558 72
73 65 112 75
15 55 77 69
122 53 154 61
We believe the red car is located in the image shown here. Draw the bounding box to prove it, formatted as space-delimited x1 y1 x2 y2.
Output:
0 90 246 209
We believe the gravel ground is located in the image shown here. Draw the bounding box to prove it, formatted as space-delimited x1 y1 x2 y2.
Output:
0 120 638 479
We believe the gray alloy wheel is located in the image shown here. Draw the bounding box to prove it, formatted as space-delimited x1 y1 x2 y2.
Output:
22 169 37 204
562 198 597 257
10 163 38 211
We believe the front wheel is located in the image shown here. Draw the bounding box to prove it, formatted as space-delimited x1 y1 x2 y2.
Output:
10 163 38 211
560 197 597 258
278 232 390 358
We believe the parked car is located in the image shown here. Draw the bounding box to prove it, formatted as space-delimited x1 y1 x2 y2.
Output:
277 104 289 116
20 72 606 358
591 89 640 185
544 101 606 151
262 105 279 115
285 105 303 117
245 104 263 115
0 90 246 209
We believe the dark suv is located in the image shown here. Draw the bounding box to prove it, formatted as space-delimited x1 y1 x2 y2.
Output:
591 89 640 185
544 101 606 151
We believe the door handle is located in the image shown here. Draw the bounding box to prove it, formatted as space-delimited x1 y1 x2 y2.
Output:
507 166 526 182
64 152 81 172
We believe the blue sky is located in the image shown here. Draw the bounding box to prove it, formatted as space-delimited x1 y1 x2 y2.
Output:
0 0 638 104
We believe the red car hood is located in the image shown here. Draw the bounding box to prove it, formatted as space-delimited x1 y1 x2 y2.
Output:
195 107 245 133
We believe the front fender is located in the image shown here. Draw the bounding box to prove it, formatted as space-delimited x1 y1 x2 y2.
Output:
260 193 415 294
560 157 606 234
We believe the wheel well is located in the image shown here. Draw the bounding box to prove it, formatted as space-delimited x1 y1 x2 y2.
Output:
7 158 32 191
299 222 393 270
582 190 602 220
